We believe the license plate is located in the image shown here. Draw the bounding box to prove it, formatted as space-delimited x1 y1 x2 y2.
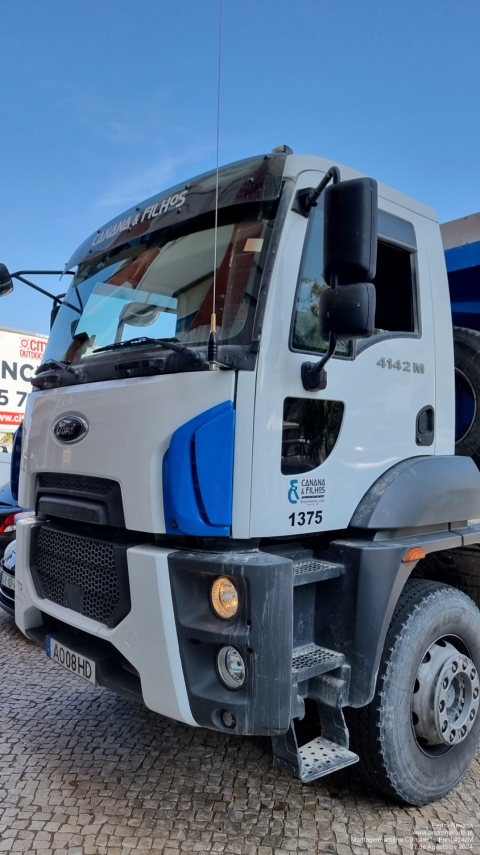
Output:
1 570 15 591
46 637 96 684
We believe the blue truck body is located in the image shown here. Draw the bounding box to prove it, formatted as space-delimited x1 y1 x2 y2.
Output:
442 213 480 440
443 213 480 331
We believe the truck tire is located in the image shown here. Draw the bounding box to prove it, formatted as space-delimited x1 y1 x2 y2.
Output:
454 326 480 465
347 579 480 805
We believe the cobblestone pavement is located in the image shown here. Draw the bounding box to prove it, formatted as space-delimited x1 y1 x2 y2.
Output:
2 610 480 855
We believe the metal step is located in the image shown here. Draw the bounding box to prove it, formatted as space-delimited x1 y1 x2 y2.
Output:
293 558 343 586
295 737 358 782
292 643 345 682
272 721 359 782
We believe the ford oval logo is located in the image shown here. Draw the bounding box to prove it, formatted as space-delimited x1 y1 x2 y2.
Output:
53 416 88 444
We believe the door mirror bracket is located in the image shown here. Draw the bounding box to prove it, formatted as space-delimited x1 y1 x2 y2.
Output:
301 333 337 391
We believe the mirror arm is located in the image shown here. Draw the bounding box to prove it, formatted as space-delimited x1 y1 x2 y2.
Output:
292 165 341 217
301 332 337 392
12 270 75 277
301 270 339 392
11 272 81 314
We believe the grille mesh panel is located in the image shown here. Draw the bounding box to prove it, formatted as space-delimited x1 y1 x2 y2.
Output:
36 526 119 624
38 473 114 495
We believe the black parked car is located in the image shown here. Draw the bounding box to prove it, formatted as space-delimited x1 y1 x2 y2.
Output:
0 538 15 615
0 425 26 616
0 481 21 560
0 424 23 554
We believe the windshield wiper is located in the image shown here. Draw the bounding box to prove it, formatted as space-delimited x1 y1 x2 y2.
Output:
93 337 206 366
31 359 79 388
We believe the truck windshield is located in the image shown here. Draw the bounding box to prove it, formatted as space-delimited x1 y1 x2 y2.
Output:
44 198 279 370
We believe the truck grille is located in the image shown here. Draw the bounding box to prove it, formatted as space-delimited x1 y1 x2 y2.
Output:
34 525 128 626
38 473 115 495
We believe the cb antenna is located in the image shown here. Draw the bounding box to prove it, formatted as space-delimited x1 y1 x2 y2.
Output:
208 0 223 370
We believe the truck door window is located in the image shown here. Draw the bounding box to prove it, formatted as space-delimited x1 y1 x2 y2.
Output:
291 201 418 353
291 197 351 356
281 397 345 475
371 239 416 335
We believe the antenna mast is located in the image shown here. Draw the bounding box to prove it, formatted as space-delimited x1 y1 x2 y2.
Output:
208 0 223 370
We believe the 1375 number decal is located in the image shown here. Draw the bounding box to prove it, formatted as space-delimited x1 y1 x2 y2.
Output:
289 510 323 527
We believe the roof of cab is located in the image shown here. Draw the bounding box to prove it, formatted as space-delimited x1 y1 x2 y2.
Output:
283 154 438 223
65 151 438 270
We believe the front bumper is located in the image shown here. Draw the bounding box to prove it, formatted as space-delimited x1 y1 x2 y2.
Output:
15 517 295 735
15 517 196 726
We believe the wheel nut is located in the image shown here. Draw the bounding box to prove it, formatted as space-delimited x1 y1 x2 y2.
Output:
463 658 468 670
474 688 479 699
442 721 448 733
449 730 456 743
471 668 477 680
452 662 458 673
443 677 449 689
461 726 467 737
470 710 476 721
439 700 445 712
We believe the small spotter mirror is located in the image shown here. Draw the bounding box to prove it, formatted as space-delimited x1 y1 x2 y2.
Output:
119 302 162 327
115 301 162 344
0 264 14 297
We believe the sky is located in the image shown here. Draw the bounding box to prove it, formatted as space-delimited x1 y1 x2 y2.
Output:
1 0 479 335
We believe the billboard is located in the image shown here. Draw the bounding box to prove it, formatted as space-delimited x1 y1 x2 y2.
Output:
0 327 48 428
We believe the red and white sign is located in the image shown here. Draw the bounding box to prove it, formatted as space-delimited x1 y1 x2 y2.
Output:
0 327 49 427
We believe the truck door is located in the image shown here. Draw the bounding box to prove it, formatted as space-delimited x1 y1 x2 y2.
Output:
250 172 436 538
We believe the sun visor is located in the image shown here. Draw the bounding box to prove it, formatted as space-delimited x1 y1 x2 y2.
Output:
64 154 285 271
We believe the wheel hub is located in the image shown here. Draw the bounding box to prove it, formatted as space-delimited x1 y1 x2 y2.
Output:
412 639 480 746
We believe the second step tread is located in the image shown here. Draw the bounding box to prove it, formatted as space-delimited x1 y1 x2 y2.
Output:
293 558 343 585
292 643 345 681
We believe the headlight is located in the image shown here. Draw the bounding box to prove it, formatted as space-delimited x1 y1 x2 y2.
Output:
210 576 239 620
217 646 245 689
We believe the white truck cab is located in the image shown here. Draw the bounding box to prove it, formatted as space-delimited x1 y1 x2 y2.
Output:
5 150 480 806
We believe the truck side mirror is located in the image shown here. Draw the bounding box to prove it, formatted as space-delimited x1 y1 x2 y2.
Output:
323 177 378 286
319 282 376 341
301 174 378 391
50 303 61 329
0 264 14 297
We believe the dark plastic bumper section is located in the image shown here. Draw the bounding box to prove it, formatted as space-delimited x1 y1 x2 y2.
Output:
168 549 294 736
168 546 361 782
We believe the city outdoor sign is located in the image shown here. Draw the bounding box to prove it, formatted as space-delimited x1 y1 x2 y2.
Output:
0 327 48 428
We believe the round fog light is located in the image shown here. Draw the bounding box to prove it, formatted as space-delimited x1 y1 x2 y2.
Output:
222 710 236 728
217 646 245 689
210 576 239 620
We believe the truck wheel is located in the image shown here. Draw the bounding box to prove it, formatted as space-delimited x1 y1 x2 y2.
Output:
347 579 480 804
454 326 480 465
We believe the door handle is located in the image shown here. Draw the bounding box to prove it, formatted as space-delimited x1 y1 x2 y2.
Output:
416 405 434 446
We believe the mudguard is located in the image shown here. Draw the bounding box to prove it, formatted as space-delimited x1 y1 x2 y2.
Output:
350 455 480 530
